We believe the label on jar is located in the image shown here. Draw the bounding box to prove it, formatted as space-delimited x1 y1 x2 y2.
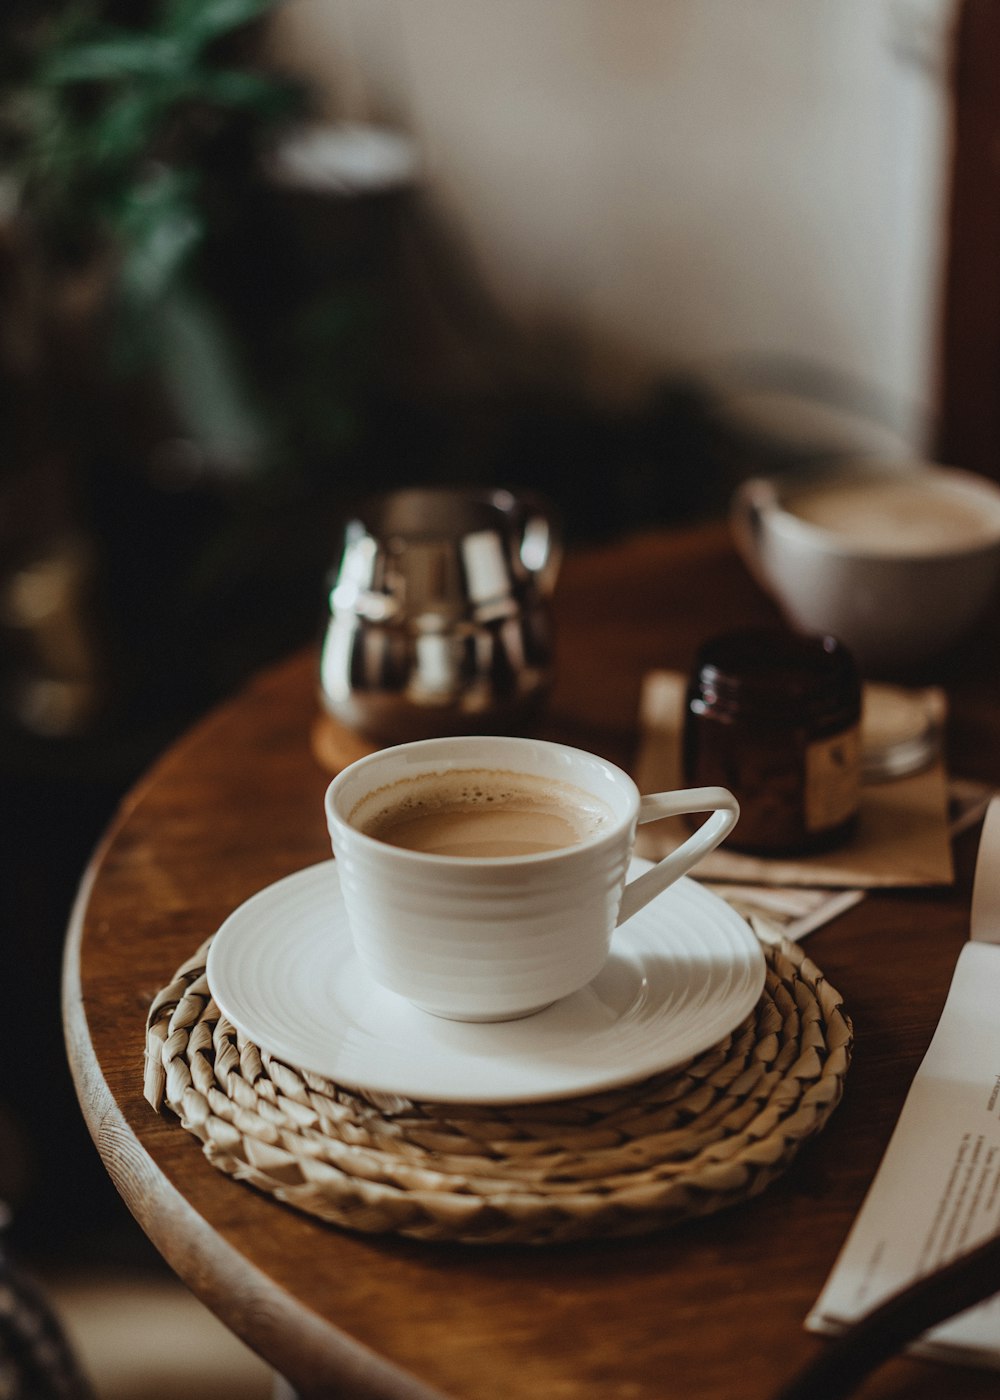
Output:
805 725 861 833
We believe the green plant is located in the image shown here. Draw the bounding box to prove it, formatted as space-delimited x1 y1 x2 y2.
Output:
1 1 317 475
7 0 300 265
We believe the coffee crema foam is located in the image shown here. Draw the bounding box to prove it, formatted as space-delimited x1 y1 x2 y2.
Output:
353 768 613 857
786 477 1000 555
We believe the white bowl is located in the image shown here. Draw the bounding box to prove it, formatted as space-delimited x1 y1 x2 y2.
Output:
731 460 1000 674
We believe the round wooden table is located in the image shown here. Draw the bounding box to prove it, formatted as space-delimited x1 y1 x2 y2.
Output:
63 521 1000 1400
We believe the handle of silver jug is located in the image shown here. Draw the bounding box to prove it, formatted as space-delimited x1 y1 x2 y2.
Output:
517 504 562 596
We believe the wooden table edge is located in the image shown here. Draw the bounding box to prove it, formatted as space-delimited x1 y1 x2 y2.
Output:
61 832 451 1400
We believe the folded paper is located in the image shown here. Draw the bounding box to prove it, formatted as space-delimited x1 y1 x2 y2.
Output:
807 798 1000 1369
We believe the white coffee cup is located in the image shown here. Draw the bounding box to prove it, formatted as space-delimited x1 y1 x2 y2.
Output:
731 460 1000 674
324 735 739 1022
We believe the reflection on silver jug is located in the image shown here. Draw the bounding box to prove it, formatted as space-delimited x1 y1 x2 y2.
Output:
319 487 561 741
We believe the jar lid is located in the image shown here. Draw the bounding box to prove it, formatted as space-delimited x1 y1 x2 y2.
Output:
690 627 860 721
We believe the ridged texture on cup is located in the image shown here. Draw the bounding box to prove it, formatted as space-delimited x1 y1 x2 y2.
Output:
325 734 642 1022
330 822 632 1020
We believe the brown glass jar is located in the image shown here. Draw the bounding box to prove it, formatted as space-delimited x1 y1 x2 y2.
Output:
682 628 862 856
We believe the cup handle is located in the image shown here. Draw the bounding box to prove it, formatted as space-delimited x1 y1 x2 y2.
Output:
615 787 740 926
497 489 562 596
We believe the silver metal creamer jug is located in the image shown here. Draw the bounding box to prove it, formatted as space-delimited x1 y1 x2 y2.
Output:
319 487 561 740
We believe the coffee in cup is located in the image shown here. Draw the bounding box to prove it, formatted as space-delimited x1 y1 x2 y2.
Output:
325 735 739 1022
352 768 612 857
783 474 999 554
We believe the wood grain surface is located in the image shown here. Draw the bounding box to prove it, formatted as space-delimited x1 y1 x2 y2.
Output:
63 520 1000 1400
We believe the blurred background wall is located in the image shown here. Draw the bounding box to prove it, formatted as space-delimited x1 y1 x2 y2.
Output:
270 0 955 450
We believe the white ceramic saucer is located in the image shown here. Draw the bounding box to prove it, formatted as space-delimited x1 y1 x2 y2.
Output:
206 860 766 1105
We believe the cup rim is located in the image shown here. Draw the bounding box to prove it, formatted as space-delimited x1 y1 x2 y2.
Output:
757 460 1000 563
325 734 638 865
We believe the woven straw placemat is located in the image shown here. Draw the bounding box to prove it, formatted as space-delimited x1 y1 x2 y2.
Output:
144 925 851 1246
